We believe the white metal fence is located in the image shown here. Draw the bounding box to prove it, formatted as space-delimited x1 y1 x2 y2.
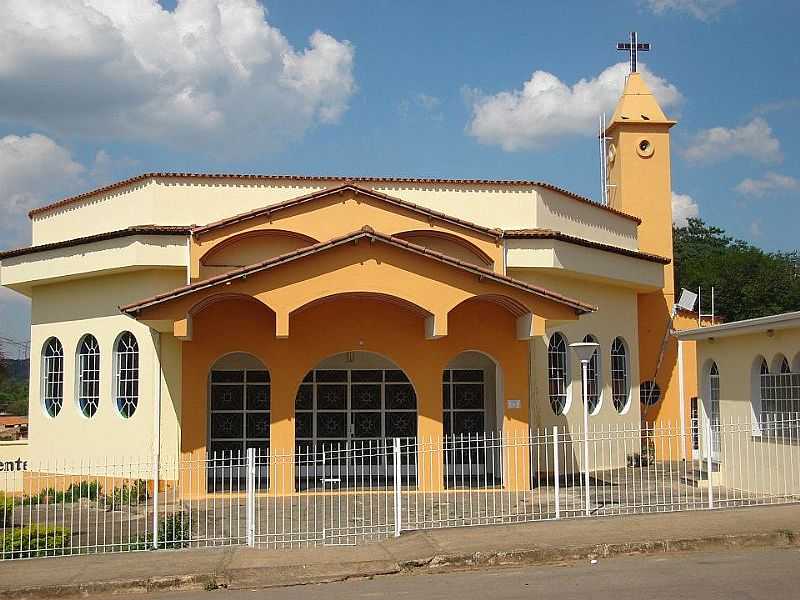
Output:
3 415 800 560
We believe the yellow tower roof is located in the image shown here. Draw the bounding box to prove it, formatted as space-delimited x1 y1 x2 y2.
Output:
606 72 676 131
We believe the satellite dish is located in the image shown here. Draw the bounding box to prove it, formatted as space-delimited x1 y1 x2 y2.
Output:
676 289 698 312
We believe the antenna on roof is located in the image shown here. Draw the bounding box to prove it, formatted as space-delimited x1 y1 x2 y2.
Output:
676 288 698 314
697 286 716 327
598 113 614 205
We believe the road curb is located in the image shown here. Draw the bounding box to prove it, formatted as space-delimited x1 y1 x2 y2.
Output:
0 573 218 600
397 529 800 573
2 529 797 599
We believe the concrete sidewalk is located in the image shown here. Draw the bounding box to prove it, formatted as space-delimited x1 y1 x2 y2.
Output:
2 505 800 598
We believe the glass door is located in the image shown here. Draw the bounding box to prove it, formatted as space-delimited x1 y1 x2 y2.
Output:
295 369 417 483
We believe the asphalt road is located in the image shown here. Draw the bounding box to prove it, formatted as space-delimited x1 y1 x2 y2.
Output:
112 547 800 600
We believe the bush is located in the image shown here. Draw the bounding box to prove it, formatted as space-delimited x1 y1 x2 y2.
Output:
103 480 149 510
21 488 62 506
1 526 70 558
22 480 102 506
0 492 16 527
132 512 190 550
66 480 101 501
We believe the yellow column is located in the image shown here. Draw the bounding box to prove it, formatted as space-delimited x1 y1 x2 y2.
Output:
414 366 444 491
269 375 296 495
502 359 532 492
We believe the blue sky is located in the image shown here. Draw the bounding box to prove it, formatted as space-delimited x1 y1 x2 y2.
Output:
0 0 798 344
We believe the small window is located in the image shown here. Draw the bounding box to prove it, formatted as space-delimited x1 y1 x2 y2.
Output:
640 380 661 406
781 357 791 374
760 358 770 401
77 335 101 418
583 334 601 414
548 333 569 415
114 332 139 418
610 337 629 414
708 362 721 453
42 337 64 417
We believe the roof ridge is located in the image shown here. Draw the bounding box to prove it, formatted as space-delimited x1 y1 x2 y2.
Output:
27 172 641 224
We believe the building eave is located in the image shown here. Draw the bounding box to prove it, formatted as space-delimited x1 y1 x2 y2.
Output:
676 311 800 341
0 226 192 260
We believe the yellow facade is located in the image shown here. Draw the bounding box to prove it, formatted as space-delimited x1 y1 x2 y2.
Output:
605 73 694 448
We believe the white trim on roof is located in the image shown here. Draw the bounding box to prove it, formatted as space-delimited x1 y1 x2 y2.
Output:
676 311 800 341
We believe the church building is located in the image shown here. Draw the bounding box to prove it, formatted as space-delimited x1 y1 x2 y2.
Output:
0 72 692 492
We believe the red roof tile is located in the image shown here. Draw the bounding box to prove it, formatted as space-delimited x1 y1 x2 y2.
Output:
0 226 191 260
503 229 670 264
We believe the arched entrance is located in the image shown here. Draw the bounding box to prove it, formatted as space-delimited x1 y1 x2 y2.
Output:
294 351 417 481
207 352 270 458
443 351 503 484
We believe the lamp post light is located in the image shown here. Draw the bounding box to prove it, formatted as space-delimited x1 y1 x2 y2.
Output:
570 341 599 517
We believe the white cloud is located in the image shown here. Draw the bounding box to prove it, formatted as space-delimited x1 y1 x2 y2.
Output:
465 62 681 151
734 172 800 198
0 287 30 344
682 118 781 164
0 0 355 154
0 134 86 247
643 0 736 21
0 133 127 340
672 191 699 226
749 219 764 238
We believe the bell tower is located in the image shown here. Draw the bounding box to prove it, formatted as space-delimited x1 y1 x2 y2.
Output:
605 67 679 425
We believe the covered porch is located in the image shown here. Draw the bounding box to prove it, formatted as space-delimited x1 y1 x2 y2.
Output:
121 228 592 494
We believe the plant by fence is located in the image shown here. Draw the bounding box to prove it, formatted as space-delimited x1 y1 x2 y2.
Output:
2 416 799 560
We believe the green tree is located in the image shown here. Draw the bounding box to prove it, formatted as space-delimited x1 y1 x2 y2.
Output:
674 218 800 322
0 350 28 416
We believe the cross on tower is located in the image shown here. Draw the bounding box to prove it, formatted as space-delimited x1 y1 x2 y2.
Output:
617 31 650 74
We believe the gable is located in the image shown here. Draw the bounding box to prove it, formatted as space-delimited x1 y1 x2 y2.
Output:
190 185 503 280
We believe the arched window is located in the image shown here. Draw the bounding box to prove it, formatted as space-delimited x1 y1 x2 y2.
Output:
610 337 629 413
77 335 100 418
114 332 139 418
760 358 770 404
582 334 601 414
708 362 721 454
42 337 64 417
761 355 800 425
548 333 569 415
640 380 661 406
779 356 790 404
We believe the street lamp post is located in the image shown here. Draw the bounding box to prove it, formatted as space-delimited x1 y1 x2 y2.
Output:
570 341 600 518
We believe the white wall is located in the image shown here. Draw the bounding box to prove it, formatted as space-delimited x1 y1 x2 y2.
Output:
27 270 185 469
31 177 638 252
